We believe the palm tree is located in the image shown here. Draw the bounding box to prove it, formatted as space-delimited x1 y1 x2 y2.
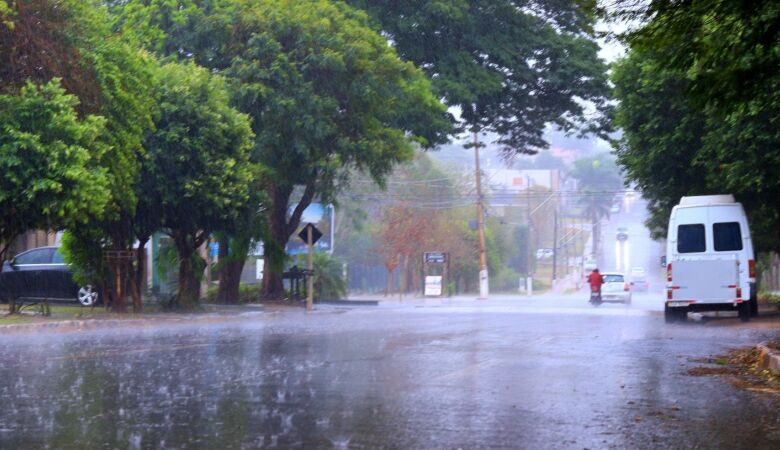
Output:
571 155 623 256
579 192 613 255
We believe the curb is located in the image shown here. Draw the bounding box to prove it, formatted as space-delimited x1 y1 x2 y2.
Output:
757 342 780 375
0 318 163 333
0 310 266 334
314 299 378 306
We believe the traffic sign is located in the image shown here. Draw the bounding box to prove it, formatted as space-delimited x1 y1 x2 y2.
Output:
424 252 447 264
298 223 323 245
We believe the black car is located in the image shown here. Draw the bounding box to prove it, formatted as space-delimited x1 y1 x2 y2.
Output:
0 246 99 306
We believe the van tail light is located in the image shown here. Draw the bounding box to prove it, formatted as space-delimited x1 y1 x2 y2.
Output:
748 259 756 278
667 263 672 282
736 287 742 299
624 282 630 291
667 289 673 300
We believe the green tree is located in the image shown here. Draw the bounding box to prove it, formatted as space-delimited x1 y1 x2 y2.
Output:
140 62 257 307
611 49 708 239
347 0 611 154
571 154 622 255
0 1 12 28
0 81 111 265
111 0 451 298
611 1 780 251
1 0 158 311
230 1 449 298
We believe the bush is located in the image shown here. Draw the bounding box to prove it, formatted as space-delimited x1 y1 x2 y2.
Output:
491 267 521 293
295 253 346 300
758 291 780 310
205 283 262 304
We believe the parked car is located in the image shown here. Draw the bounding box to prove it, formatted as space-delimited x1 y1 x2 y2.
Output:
616 227 629 241
584 257 597 272
610 203 621 214
535 248 554 259
600 272 632 304
664 194 756 322
0 246 99 306
630 267 648 291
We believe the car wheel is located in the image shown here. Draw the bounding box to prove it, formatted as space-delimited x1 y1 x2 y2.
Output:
738 301 751 322
77 285 99 306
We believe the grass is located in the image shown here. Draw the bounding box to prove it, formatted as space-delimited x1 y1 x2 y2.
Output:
0 302 163 326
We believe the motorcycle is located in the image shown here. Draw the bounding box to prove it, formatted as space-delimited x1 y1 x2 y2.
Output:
589 286 602 306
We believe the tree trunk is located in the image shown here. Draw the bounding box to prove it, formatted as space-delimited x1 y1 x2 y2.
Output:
177 253 200 307
173 233 202 308
217 259 245 303
216 235 251 304
132 237 148 313
262 185 292 299
261 181 317 299
385 268 393 297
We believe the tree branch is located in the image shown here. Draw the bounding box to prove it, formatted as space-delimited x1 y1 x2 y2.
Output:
286 182 317 238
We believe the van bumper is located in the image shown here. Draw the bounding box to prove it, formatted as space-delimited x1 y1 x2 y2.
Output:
667 302 742 312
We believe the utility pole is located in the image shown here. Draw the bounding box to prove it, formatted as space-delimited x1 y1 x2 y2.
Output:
552 205 558 285
526 175 533 295
473 131 489 299
526 176 532 271
306 225 314 311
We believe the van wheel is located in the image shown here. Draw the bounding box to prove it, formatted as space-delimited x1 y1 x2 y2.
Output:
665 304 687 323
664 304 677 323
738 301 751 322
749 297 758 317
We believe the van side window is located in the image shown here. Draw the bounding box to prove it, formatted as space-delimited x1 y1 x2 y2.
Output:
713 222 743 251
678 224 706 253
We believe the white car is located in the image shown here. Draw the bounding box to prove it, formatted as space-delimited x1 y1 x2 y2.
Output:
600 272 631 304
536 248 554 259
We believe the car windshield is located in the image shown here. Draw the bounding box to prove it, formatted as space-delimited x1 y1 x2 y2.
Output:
52 249 65 264
603 274 624 283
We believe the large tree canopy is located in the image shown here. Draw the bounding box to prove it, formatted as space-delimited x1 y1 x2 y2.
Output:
0 81 111 263
611 0 780 251
0 0 155 276
140 62 257 306
230 0 450 296
110 0 452 298
347 0 611 154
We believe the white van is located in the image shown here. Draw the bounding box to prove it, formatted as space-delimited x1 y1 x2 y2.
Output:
664 195 756 322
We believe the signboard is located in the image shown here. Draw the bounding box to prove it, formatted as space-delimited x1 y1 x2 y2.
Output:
424 276 443 296
298 223 323 245
424 252 447 264
286 203 334 255
256 258 264 280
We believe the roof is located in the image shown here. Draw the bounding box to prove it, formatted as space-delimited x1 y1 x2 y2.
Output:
679 195 736 206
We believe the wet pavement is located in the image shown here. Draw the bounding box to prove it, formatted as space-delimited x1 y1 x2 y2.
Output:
0 295 779 450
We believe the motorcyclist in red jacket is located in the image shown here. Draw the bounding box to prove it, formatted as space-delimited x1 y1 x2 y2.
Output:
587 268 604 300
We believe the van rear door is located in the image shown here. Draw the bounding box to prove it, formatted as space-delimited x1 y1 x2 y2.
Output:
669 259 740 304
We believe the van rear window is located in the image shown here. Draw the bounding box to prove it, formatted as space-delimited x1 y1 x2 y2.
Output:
678 224 705 253
713 222 743 251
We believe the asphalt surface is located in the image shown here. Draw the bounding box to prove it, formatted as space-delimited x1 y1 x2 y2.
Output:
0 294 778 450
0 201 778 450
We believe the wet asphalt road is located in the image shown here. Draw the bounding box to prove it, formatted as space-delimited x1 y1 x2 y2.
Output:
0 296 779 450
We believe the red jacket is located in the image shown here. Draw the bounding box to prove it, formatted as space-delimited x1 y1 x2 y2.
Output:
587 271 604 288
